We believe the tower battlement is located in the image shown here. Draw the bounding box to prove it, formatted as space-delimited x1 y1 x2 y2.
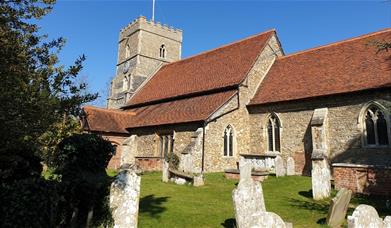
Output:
119 16 182 43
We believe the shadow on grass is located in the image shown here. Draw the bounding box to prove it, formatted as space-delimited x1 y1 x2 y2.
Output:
221 218 236 228
139 194 169 218
287 198 329 213
298 189 313 199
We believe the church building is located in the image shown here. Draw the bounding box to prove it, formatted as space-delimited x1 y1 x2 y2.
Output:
81 16 391 195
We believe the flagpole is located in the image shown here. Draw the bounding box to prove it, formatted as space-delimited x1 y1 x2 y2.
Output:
152 0 155 21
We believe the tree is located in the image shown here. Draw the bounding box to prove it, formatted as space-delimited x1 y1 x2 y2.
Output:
0 0 98 156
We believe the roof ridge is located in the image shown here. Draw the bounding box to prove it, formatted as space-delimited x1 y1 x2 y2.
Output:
278 28 391 60
163 29 276 67
83 105 136 115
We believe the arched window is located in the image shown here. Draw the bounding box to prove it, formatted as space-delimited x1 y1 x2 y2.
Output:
159 44 166 58
267 114 281 152
122 76 128 91
125 44 130 59
364 105 389 146
224 125 234 156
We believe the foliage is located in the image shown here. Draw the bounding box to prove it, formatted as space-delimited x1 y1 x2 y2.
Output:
0 146 42 183
51 133 114 227
0 177 62 228
0 0 98 155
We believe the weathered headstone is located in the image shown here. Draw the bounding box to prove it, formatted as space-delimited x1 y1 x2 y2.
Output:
162 160 169 183
110 168 141 228
312 159 331 200
250 211 287 228
384 216 391 228
286 157 295 176
326 188 352 227
275 155 286 177
233 161 266 228
348 204 384 228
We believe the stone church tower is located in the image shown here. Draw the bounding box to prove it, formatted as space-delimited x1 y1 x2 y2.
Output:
107 16 182 109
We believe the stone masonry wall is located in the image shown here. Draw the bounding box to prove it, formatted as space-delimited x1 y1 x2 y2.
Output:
203 34 282 172
248 90 391 175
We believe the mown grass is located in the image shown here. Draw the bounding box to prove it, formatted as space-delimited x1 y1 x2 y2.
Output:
137 172 390 228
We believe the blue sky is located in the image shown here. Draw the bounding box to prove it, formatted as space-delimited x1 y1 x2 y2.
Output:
37 0 391 107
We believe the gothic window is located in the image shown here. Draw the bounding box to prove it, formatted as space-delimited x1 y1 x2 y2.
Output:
125 44 130 59
159 44 166 58
159 134 174 159
364 105 389 146
267 114 281 152
224 125 234 156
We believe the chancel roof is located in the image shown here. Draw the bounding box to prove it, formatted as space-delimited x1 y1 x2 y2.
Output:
249 28 391 106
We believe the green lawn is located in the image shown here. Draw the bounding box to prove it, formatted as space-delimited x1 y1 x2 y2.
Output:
137 172 389 228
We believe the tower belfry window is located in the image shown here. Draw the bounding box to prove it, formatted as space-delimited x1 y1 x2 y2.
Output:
160 44 166 58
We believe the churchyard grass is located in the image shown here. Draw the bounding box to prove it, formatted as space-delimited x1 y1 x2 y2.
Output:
136 172 390 227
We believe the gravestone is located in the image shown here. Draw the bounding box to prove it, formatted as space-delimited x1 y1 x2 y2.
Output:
326 188 352 227
162 160 169 183
232 161 266 228
110 168 141 228
275 155 286 177
384 216 391 228
348 204 383 228
286 157 295 176
312 159 331 200
250 211 287 228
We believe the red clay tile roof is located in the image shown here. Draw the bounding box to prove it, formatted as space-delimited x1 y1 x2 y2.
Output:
124 30 275 108
249 28 391 106
126 90 237 129
82 106 135 133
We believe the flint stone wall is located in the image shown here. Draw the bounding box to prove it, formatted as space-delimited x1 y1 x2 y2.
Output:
248 91 391 181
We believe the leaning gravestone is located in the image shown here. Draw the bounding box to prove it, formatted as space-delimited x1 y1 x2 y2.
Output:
348 204 384 228
286 157 295 176
110 168 141 228
233 161 266 228
326 188 352 227
275 155 286 177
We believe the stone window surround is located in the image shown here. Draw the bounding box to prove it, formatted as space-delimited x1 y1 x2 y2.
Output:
159 44 166 59
222 124 236 158
156 131 175 158
264 113 282 154
358 101 391 148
